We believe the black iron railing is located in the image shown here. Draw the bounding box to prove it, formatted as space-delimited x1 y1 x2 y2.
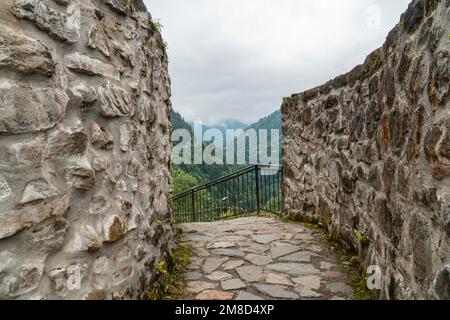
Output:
173 165 283 223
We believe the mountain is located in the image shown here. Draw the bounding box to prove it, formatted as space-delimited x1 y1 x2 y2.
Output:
171 109 194 134
170 109 283 192
171 110 239 184
221 119 249 131
190 119 249 143
244 110 283 166
246 110 281 131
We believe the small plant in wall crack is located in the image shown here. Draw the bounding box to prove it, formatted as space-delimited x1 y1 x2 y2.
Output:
163 188 173 198
354 229 369 246
150 18 164 33
154 219 165 227
147 230 191 300
154 261 168 275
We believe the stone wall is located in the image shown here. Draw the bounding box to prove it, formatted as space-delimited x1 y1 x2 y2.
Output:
282 0 449 299
0 0 174 299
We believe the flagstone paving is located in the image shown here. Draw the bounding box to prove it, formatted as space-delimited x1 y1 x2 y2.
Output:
179 217 354 300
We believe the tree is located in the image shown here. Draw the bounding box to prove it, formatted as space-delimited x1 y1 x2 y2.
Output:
172 167 198 195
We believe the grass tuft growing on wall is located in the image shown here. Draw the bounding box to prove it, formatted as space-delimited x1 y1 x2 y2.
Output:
147 229 190 300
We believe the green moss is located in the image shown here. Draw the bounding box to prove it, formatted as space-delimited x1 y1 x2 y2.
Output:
347 273 375 300
371 55 382 75
147 230 190 300
153 219 164 227
163 189 172 197
359 54 382 83
354 229 369 246
334 248 375 300
282 212 326 229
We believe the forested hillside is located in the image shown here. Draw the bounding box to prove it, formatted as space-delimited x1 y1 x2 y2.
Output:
171 111 239 190
171 110 283 194
247 110 281 131
246 110 283 165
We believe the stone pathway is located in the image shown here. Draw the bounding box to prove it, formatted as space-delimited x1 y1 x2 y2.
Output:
179 216 354 300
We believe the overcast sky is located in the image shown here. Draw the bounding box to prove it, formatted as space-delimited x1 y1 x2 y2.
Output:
145 0 410 125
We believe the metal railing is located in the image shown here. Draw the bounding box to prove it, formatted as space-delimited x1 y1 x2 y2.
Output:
173 165 283 223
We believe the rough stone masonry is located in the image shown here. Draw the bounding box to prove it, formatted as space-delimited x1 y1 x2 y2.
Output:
282 0 449 299
0 0 174 299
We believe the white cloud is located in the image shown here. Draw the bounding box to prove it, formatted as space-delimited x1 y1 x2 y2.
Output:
145 0 410 124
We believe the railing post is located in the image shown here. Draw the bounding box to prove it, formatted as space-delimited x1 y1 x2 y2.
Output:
280 167 284 214
191 189 196 222
255 165 261 214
